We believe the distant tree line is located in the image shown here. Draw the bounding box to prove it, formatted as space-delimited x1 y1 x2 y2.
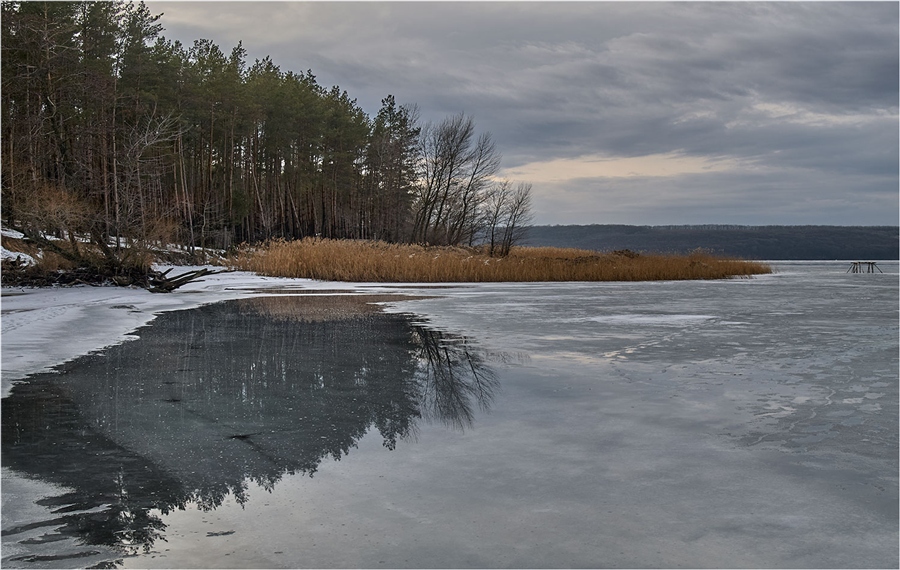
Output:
524 225 900 260
1 0 531 255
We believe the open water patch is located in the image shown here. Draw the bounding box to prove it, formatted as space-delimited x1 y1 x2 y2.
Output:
1 296 497 567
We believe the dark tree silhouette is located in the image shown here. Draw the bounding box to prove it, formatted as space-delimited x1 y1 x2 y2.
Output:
1 1 534 289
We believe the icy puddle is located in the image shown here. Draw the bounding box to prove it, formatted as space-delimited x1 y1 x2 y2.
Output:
2 263 898 568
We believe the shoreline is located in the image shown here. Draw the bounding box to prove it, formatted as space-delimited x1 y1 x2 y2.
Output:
3 260 895 397
0 267 431 398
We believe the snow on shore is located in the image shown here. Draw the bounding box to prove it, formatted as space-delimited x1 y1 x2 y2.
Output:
1 247 36 266
1 267 425 398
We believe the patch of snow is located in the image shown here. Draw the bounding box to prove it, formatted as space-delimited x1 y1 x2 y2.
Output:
1 227 24 239
1 247 35 265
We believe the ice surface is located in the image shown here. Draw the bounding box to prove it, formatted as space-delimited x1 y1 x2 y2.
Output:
581 313 716 324
2 261 898 568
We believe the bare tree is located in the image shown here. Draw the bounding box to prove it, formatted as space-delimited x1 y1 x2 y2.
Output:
447 131 501 245
498 181 533 256
484 180 533 257
484 179 512 256
411 113 500 246
118 111 182 243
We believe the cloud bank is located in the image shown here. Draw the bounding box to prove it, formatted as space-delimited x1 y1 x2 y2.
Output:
146 1 899 225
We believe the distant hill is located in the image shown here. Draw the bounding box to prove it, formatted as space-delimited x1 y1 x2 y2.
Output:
522 225 899 260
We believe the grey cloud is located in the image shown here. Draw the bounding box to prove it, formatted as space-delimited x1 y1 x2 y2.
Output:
147 1 898 225
533 166 896 226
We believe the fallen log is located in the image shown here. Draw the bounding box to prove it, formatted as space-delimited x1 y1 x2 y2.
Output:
146 268 231 293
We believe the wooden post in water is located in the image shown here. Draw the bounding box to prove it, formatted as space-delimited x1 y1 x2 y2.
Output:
847 261 883 274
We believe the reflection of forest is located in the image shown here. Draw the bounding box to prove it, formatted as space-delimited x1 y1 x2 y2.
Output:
1 296 497 557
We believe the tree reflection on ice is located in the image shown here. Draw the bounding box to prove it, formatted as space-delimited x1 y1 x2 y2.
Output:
413 327 497 431
1 296 497 557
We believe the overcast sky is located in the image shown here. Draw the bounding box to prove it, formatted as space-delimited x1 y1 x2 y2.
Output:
145 1 898 226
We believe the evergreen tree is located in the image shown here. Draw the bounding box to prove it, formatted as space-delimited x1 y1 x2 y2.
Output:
1 0 531 259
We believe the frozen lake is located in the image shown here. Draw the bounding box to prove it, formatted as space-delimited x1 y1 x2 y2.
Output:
2 262 897 568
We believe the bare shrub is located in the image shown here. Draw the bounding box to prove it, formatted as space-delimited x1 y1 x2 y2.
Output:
18 184 93 243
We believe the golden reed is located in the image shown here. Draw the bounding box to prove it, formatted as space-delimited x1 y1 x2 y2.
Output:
228 238 771 282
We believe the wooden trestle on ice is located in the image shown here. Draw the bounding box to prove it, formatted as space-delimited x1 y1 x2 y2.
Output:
847 261 883 274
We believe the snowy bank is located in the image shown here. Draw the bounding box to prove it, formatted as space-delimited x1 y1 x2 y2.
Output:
1 247 36 266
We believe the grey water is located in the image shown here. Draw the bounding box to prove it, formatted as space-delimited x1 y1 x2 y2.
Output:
2 262 898 568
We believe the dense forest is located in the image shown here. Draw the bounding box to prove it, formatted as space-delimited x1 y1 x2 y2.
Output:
524 225 900 261
1 1 531 255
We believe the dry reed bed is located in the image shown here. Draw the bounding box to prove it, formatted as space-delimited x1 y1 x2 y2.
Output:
229 238 771 282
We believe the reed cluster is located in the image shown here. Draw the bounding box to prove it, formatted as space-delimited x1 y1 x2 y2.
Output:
228 238 771 282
